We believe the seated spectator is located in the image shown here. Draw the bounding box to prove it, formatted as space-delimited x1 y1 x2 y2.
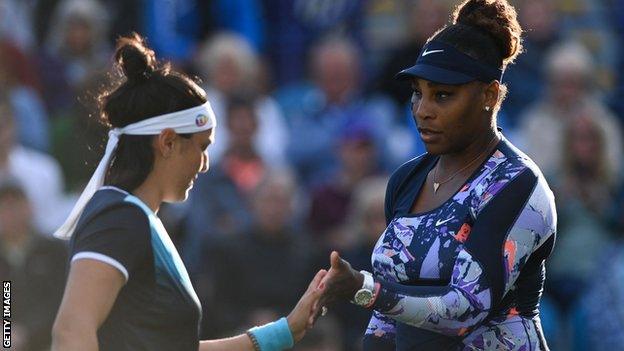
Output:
517 40 622 178
40 0 110 118
0 180 67 351
554 0 619 94
0 40 49 152
194 32 288 166
334 176 389 351
503 0 561 125
278 35 402 187
182 95 266 273
307 121 381 248
547 112 618 313
0 99 71 234
37 0 112 190
194 169 319 338
262 0 366 86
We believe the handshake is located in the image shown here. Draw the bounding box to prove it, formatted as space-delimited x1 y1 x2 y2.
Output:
285 251 374 343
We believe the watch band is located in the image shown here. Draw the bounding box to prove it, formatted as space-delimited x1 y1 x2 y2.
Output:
360 270 375 291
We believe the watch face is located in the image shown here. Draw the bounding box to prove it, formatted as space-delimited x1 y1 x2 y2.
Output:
354 289 374 306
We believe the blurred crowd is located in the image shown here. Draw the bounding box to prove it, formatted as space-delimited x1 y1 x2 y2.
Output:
0 0 623 350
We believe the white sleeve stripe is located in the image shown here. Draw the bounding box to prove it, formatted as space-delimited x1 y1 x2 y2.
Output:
72 252 129 281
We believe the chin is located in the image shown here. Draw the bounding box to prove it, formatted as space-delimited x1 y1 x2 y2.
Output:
164 189 191 203
423 143 446 155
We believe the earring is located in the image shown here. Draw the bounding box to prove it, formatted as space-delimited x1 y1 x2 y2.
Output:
484 106 491 112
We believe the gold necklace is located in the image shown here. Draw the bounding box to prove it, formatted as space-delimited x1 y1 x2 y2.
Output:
432 134 499 193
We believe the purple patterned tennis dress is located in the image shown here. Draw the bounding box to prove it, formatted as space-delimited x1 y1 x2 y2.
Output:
363 136 556 351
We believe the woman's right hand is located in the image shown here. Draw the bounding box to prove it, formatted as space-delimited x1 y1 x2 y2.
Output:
286 269 327 342
318 251 363 307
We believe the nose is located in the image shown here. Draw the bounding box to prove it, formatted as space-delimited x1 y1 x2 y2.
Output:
413 94 435 121
199 150 209 173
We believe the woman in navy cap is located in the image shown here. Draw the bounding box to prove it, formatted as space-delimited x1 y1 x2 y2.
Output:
317 0 557 350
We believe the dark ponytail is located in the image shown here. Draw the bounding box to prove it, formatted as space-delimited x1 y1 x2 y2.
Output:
99 33 206 191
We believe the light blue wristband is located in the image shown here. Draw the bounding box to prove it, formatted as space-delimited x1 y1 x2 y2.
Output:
248 317 294 351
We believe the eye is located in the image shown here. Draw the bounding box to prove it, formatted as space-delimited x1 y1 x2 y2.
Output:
411 90 422 103
435 91 453 100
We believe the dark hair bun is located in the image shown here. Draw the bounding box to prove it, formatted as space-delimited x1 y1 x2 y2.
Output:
453 0 522 64
114 32 157 81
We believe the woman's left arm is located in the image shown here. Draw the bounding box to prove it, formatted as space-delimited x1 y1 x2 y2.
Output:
323 166 557 336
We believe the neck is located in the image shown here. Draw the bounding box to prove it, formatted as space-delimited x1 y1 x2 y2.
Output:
437 128 499 174
132 177 162 213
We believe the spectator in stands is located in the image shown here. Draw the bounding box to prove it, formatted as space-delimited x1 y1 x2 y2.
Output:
334 176 388 351
194 32 288 167
547 111 619 312
40 0 110 117
183 95 264 272
279 36 400 187
0 181 67 351
307 121 381 249
0 39 49 152
0 99 71 234
503 0 561 125
34 0 111 190
262 0 366 85
517 40 622 178
195 169 319 338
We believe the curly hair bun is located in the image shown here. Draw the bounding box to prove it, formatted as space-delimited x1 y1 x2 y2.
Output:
453 0 523 65
114 32 157 82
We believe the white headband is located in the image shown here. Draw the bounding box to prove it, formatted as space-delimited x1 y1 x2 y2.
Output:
54 101 217 239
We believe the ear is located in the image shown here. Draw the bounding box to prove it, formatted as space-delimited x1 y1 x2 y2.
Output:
154 128 178 158
483 81 500 111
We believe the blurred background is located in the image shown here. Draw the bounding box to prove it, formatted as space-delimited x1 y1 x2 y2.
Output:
0 0 622 350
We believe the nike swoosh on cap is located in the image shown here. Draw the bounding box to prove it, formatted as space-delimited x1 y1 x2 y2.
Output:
422 49 444 57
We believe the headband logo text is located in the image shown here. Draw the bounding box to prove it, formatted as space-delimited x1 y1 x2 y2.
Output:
195 114 208 127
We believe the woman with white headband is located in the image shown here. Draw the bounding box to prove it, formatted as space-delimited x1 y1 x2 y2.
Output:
51 33 326 351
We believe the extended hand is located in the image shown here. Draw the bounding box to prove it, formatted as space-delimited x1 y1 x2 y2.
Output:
286 269 327 342
317 251 364 310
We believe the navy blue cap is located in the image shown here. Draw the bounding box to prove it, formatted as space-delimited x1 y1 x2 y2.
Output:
396 40 503 85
